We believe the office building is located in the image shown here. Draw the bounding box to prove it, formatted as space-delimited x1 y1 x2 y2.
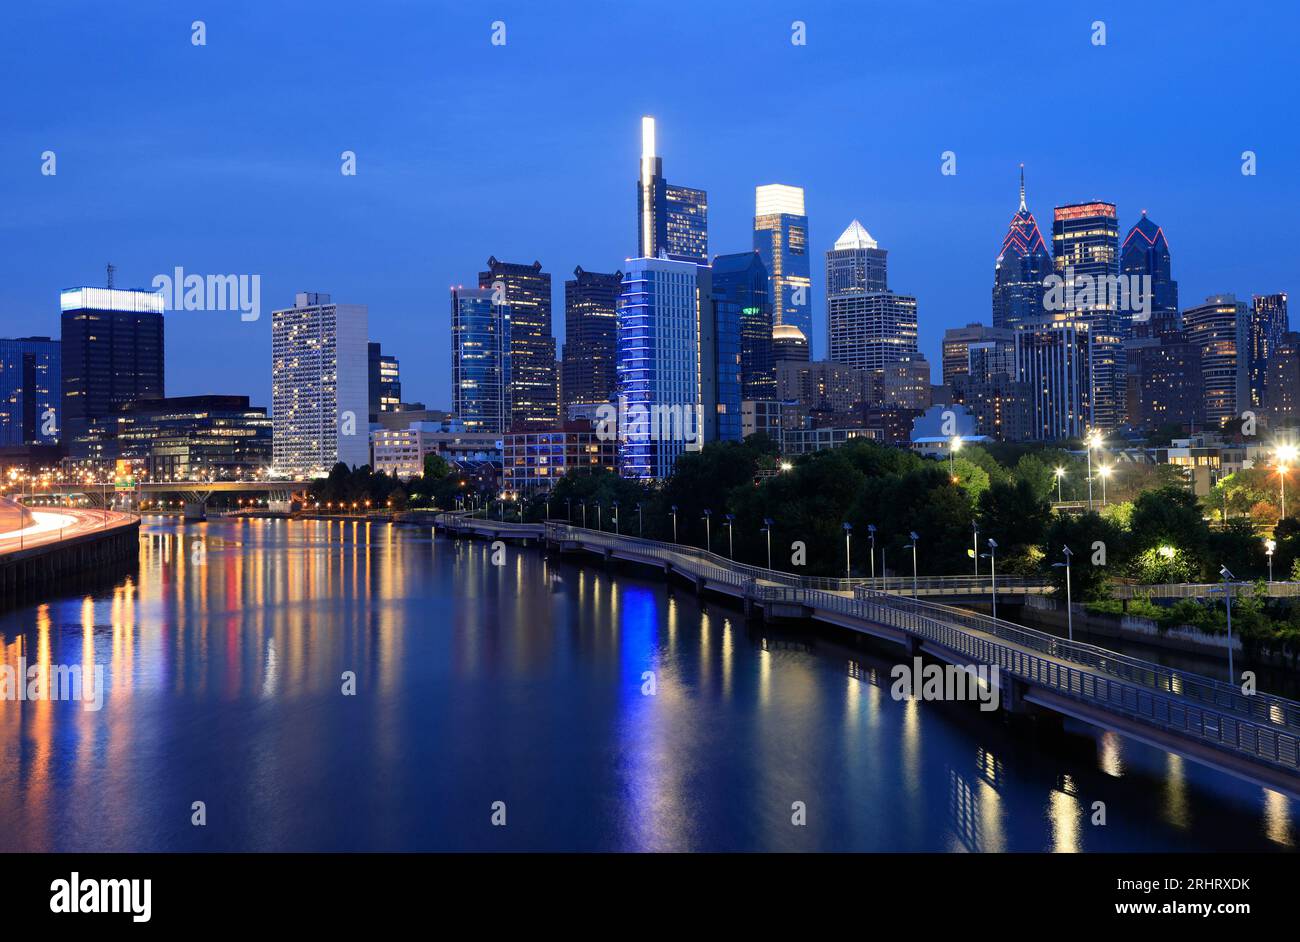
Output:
992 167 1052 331
561 267 622 412
941 324 1014 386
1183 294 1250 431
371 422 502 480
271 292 369 478
712 251 774 401
502 423 620 494
61 286 165 457
451 286 512 435
753 184 812 342
0 336 61 446
826 219 917 371
771 324 810 363
1250 292 1289 410
1123 336 1203 433
1015 319 1092 441
1265 332 1300 428
636 117 707 264
775 360 866 416
479 257 557 429
1120 211 1179 338
866 355 932 411
825 219 887 296
368 342 401 422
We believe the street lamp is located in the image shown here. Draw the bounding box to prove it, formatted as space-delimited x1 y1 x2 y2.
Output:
565 497 572 522
842 522 852 579
702 508 712 552
867 524 877 583
636 502 644 537
671 504 678 543
1085 430 1103 510
1277 443 1297 520
612 499 620 535
1099 465 1112 506
761 517 774 571
1266 539 1276 583
949 435 962 480
1052 544 1074 642
904 531 919 598
983 538 999 620
724 513 734 558
1220 565 1237 684
1054 466 1065 503
971 519 979 578
581 502 587 528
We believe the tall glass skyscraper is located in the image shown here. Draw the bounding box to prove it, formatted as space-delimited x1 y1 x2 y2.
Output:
0 336 61 446
452 287 512 435
1120 211 1179 338
636 117 707 264
616 257 710 479
561 267 623 413
479 257 557 430
992 167 1052 331
711 251 774 401
1052 201 1123 431
1184 294 1249 430
826 220 917 371
1250 293 1289 410
61 286 165 458
1015 320 1093 441
753 184 811 344
271 292 370 478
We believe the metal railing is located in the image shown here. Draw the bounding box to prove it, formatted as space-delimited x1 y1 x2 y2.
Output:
1112 581 1300 599
546 522 1300 778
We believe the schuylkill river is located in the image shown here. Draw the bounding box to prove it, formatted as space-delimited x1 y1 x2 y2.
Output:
0 518 1294 852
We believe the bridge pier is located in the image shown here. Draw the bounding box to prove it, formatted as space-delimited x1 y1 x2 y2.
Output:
182 497 208 521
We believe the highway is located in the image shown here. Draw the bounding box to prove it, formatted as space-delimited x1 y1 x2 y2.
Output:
0 507 136 555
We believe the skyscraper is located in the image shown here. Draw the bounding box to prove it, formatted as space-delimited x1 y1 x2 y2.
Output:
479 258 557 430
826 220 917 372
1250 292 1289 409
60 286 165 457
771 324 810 363
1120 211 1179 338
636 117 707 264
616 257 709 479
711 251 774 401
1183 294 1250 431
992 167 1052 331
451 287 512 435
753 184 811 343
1015 320 1093 441
367 342 401 422
1052 201 1123 430
0 337 61 447
1124 335 1203 432
942 324 1014 386
271 292 369 478
561 267 622 413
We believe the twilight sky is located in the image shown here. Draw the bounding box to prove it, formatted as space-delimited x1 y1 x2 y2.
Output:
1 1 1295 410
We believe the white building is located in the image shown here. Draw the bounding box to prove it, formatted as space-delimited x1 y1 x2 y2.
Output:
271 292 369 479
371 423 502 480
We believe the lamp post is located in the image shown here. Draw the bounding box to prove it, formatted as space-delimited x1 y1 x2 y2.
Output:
702 509 712 553
565 498 572 522
1053 545 1074 641
949 435 962 479
905 531 919 598
971 519 979 578
1277 444 1297 520
671 505 678 543
1086 431 1102 510
724 513 734 558
761 517 773 571
1220 565 1237 684
581 502 587 528
842 522 852 579
597 502 603 532
1099 465 1112 506
867 524 877 583
1266 539 1275 583
1054 466 1065 504
984 538 998 620
637 502 643 537
612 500 620 536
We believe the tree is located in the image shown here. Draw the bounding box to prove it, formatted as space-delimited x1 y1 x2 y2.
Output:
423 453 451 480
1128 485 1210 573
1043 512 1124 601
977 479 1051 561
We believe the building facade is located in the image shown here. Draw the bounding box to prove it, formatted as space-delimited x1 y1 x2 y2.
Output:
479 257 557 430
941 324 1014 386
1183 294 1249 431
1121 212 1179 339
502 424 619 494
561 267 622 412
753 184 811 343
826 219 917 372
1250 292 1289 410
451 287 512 435
1123 336 1204 432
61 287 165 457
1015 319 1093 441
636 117 707 264
367 342 401 421
0 336 61 446
271 292 369 478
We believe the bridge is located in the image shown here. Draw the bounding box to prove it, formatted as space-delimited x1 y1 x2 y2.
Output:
1113 581 1300 599
24 481 302 519
437 513 1300 800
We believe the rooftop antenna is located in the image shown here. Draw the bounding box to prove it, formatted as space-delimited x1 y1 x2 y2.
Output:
106 263 116 289
1018 164 1026 212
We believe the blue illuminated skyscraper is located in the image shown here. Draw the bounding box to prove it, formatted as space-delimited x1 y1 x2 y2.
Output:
451 287 512 434
1120 211 1179 338
0 336 61 446
711 251 774 402
636 117 708 264
754 184 811 346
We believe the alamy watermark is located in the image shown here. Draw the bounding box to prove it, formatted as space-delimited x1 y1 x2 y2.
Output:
1043 266 1151 318
0 659 104 711
152 267 261 321
889 657 1000 712
594 396 703 449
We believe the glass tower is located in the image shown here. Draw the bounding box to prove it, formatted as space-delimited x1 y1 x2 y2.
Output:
1250 293 1289 410
825 220 917 371
711 251 774 401
636 117 708 264
561 267 623 413
479 257 557 430
1120 211 1179 338
1184 295 1250 431
451 287 513 435
753 184 811 344
0 336 61 446
992 167 1052 331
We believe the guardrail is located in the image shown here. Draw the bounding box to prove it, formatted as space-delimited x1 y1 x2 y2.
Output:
1112 581 1300 599
544 521 1300 779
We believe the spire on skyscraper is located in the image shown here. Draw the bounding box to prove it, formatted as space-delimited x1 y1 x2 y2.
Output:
1018 164 1026 212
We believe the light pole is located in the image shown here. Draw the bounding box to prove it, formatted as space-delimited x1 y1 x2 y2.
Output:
1099 465 1112 506
1086 431 1102 510
842 522 853 579
1266 539 1275 583
1277 444 1297 520
565 498 572 522
671 505 678 543
724 513 734 558
949 435 962 480
971 519 979 578
581 502 587 528
1220 565 1237 684
867 524 877 583
905 531 919 598
984 538 998 620
761 517 773 571
637 502 643 537
612 500 620 535
702 508 712 553
1053 545 1074 642
597 502 603 532
1054 466 1065 504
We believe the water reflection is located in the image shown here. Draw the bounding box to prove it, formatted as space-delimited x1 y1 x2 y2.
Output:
0 518 1293 852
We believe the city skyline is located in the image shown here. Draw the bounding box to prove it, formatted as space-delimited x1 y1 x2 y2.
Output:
3 4 1296 411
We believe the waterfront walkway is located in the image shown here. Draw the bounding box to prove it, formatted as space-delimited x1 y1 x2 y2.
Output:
436 513 1300 799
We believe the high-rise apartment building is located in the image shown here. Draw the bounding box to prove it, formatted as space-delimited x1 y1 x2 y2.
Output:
636 117 707 264
992 167 1052 331
1124 336 1203 432
451 287 512 435
1250 292 1289 410
826 220 917 371
712 251 774 401
271 292 369 478
753 184 811 342
1183 294 1250 431
561 267 622 413
367 342 401 421
941 324 1014 386
0 336 61 446
1015 319 1092 441
61 286 165 456
1265 332 1300 428
479 258 557 430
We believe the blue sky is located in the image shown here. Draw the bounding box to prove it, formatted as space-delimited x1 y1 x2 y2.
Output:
1 1 1295 410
